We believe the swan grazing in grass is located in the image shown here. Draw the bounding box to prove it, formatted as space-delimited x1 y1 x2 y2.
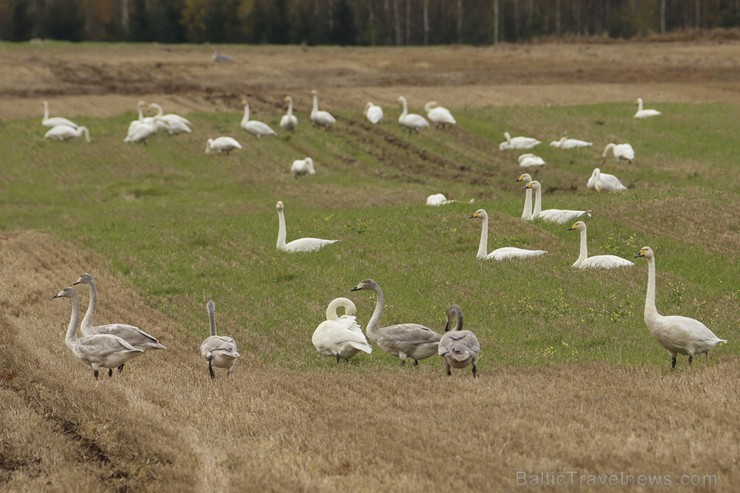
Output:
566 221 633 269
586 168 627 192
635 247 726 368
518 153 545 168
280 96 298 131
42 100 78 129
549 137 592 149
602 143 635 164
44 125 90 143
291 157 316 177
312 297 372 362
515 174 534 220
241 100 276 138
351 279 441 366
205 137 242 154
468 209 546 260
200 300 239 379
634 98 661 119
364 102 383 124
398 96 429 133
149 103 191 134
275 201 338 253
52 287 143 380
499 132 540 150
438 304 480 378
127 100 152 134
310 90 336 130
73 273 165 376
424 101 456 128
526 181 591 224
124 118 157 143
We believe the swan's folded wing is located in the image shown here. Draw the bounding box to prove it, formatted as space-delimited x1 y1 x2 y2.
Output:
77 335 142 358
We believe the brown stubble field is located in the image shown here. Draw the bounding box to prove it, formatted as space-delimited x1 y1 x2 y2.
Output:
1 41 739 492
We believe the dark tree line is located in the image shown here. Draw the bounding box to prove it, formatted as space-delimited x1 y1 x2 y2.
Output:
1 0 738 44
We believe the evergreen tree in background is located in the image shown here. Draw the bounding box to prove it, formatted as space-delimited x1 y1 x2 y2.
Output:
8 0 33 41
42 0 85 42
332 0 357 45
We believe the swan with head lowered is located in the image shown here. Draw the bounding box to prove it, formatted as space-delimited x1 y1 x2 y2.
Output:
499 132 540 150
602 143 635 164
52 287 143 380
312 297 372 363
205 137 242 155
586 168 627 192
310 90 336 130
515 174 534 220
364 102 383 124
200 300 239 379
635 247 726 368
73 273 166 376
518 153 545 168
291 157 316 178
634 98 661 119
44 125 90 143
42 100 78 129
241 100 277 138
398 96 429 133
350 279 441 366
127 100 153 135
149 102 191 127
424 101 456 128
549 137 592 149
566 221 633 269
275 201 338 253
148 103 191 135
280 96 298 131
468 209 546 260
438 304 480 378
525 181 591 224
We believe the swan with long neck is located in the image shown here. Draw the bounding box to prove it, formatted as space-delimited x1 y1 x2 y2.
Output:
602 143 635 164
549 137 592 149
275 201 338 253
149 102 191 126
44 125 91 143
312 297 372 362
127 100 153 135
205 137 241 154
350 279 441 366
310 90 336 130
634 98 661 118
200 300 239 379
586 168 627 192
566 221 633 269
438 304 480 378
398 96 429 133
424 101 456 128
52 287 143 380
468 209 546 261
364 102 383 124
518 153 545 168
499 132 540 150
515 173 534 220
634 247 726 368
240 100 276 138
525 181 591 224
280 96 298 131
42 100 78 129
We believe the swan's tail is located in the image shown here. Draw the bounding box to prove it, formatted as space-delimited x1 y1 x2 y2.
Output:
348 341 372 354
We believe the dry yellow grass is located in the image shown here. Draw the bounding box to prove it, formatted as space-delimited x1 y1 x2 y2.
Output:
0 231 737 492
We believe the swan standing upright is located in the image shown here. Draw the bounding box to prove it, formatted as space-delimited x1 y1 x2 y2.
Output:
602 143 635 164
241 100 277 138
205 137 242 154
526 181 591 224
549 137 592 149
291 157 316 177
44 125 91 143
52 287 143 380
424 101 456 128
634 98 661 119
566 221 633 269
275 201 338 253
398 96 429 133
42 100 78 129
350 279 441 366
364 102 383 124
200 300 239 379
310 90 336 130
499 132 540 150
280 96 298 131
634 247 726 368
312 297 372 362
515 174 534 220
518 153 545 168
438 304 480 378
586 168 627 192
468 209 546 260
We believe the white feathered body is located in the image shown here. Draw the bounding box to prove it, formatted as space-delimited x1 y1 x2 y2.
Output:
312 315 371 360
518 154 545 167
646 314 726 358
574 255 634 269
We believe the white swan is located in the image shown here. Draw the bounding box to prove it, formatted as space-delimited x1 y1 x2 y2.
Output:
73 273 165 375
44 125 90 143
634 98 661 119
240 100 276 138
200 300 239 379
280 96 298 131
42 100 78 129
149 102 191 127
468 209 546 260
602 143 635 164
350 279 441 366
518 153 545 168
426 193 451 206
127 100 153 135
310 90 336 130
312 297 372 362
124 118 157 143
364 102 383 124
549 137 593 149
275 201 338 253
291 157 316 178
526 181 591 224
566 221 633 269
515 174 534 220
205 137 242 154
424 101 456 128
635 247 726 368
398 96 429 133
52 287 143 380
499 132 540 150
438 304 480 378
586 168 627 192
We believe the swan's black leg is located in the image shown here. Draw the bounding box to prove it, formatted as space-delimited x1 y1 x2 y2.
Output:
688 355 693 366
335 354 341 364
208 357 215 380
118 364 125 374
446 364 451 376
400 359 406 367
413 359 419 367
671 356 677 369
108 368 113 378
94 370 99 380
472 364 478 378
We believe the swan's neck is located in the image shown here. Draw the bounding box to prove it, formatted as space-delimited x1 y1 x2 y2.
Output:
505 132 512 143
455 311 463 331
80 127 90 142
400 98 408 119
65 294 81 351
243 105 250 121
577 229 589 264
276 209 287 249
366 286 385 339
312 94 318 115
151 104 163 118
645 256 660 320
637 99 644 111
43 101 49 120
208 305 217 336
522 189 533 219
287 99 293 116
602 144 614 158
532 186 542 216
477 215 489 259
80 279 97 335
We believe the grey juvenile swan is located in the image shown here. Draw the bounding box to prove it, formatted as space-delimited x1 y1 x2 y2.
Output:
200 300 240 379
438 304 481 378
350 279 441 366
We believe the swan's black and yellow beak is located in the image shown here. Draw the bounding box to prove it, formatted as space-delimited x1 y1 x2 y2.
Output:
634 252 644 258
350 286 361 292
468 212 478 219
567 226 576 231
